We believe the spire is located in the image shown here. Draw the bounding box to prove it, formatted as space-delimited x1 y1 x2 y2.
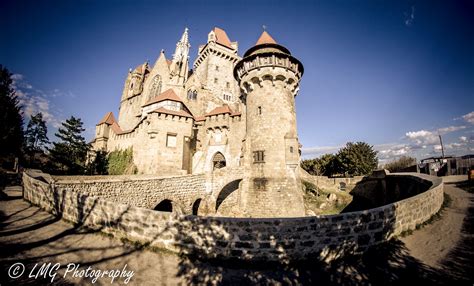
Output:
255 31 277 46
173 27 190 62
170 28 191 85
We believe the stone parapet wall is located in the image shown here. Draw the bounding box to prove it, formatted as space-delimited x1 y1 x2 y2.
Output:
54 173 206 213
22 170 443 262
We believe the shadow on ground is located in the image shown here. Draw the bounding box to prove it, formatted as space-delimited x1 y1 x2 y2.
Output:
1 179 473 285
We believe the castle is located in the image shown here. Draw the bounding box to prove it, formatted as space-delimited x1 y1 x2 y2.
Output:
92 27 305 217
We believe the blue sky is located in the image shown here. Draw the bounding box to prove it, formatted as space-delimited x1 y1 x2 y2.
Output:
1 0 473 165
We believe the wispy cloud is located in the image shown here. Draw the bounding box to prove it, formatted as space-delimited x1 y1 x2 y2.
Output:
462 111 474 124
438 125 466 134
404 6 415 27
301 145 342 158
12 73 69 129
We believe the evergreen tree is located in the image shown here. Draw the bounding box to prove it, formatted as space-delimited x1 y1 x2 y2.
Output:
25 112 49 152
49 116 89 174
337 142 378 176
0 65 24 159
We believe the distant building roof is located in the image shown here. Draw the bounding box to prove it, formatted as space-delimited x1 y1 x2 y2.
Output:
143 89 183 107
213 27 233 49
97 112 116 125
205 104 241 117
255 31 277 46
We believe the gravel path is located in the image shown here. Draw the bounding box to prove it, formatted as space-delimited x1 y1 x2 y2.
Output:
1 182 473 285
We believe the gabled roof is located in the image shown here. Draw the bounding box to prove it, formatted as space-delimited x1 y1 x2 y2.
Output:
205 104 237 117
143 89 183 107
151 107 193 118
255 31 277 46
97 112 116 125
132 63 148 74
213 27 233 49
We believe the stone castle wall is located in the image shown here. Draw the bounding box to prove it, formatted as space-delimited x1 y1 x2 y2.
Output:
23 170 443 261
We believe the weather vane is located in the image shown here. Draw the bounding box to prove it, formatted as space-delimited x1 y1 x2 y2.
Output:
262 25 267 31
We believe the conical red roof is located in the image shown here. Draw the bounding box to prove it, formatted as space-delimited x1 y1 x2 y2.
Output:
255 31 277 46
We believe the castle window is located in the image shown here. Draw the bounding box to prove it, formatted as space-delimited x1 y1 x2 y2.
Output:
215 66 219 71
166 133 177 148
290 146 294 153
253 178 267 191
257 106 262 115
212 152 226 170
223 93 232 101
214 78 218 84
226 82 230 89
253 150 265 163
150 75 162 99
187 90 197 100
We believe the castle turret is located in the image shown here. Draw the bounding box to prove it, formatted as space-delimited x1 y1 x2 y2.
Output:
170 28 190 85
234 31 305 217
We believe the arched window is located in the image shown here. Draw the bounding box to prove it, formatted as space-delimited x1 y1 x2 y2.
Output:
154 199 172 212
150 75 162 99
187 90 197 100
212 152 226 170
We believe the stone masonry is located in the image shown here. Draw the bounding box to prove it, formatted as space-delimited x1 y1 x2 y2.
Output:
23 170 444 262
91 28 310 217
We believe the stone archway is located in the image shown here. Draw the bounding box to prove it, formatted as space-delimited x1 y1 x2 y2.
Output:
192 198 202 215
212 152 226 170
215 179 242 214
154 199 173 212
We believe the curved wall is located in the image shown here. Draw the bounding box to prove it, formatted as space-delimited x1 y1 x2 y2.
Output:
22 170 443 261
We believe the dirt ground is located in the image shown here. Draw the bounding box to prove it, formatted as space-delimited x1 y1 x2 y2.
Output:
0 182 473 285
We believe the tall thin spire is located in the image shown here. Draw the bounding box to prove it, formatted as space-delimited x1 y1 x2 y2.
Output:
173 27 190 62
171 28 191 85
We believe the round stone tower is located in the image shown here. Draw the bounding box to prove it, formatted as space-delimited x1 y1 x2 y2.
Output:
234 31 305 217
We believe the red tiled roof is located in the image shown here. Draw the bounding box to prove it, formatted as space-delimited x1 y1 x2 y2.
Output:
205 104 234 117
97 112 116 125
256 31 277 46
110 122 124 134
151 107 193 118
213 27 233 49
194 116 205 122
143 89 184 107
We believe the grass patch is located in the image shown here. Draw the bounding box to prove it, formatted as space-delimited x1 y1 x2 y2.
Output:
302 180 352 215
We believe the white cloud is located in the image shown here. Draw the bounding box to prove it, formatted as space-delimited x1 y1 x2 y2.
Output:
438 125 466 134
405 130 439 145
459 136 467 143
462 111 474 124
301 145 342 158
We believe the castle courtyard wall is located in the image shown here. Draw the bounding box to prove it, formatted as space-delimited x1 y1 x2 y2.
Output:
23 170 444 262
